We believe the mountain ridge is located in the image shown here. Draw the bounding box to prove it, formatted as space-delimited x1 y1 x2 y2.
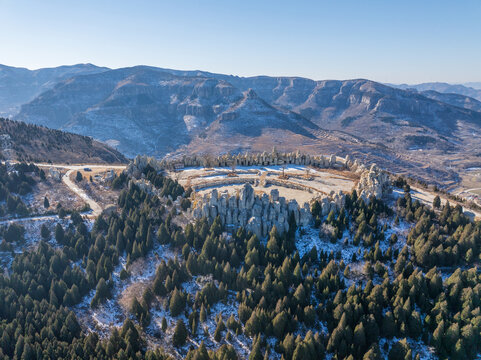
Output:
0 63 109 117
2 64 481 185
390 82 481 102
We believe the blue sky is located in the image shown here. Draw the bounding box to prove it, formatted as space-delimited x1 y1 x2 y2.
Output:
0 0 480 83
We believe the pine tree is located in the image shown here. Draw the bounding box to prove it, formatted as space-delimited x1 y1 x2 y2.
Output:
249 336 263 360
169 288 185 316
272 311 288 339
157 223 170 244
353 322 367 353
292 343 307 360
363 344 382 360
214 324 222 342
172 319 188 347
40 224 50 240
43 196 50 209
200 304 207 322
91 278 110 307
55 223 64 243
433 195 441 209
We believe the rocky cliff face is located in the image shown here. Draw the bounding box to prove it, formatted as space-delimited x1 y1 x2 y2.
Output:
189 156 392 238
355 162 392 200
14 66 481 159
215 77 481 136
206 88 319 139
16 67 252 157
5 64 481 186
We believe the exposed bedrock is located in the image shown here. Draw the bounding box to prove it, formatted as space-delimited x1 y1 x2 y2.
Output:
165 150 343 169
192 183 314 239
356 163 392 201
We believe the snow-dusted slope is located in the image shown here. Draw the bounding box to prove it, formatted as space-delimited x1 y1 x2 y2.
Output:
419 90 481 113
15 67 249 157
15 66 481 158
10 65 481 187
0 63 108 117
209 88 319 138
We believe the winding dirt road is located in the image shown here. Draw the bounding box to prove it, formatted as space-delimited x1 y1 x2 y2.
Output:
0 163 126 224
62 169 103 216
41 164 127 218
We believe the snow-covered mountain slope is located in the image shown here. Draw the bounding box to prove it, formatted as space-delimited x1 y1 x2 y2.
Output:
0 63 109 117
5 64 481 185
17 67 323 157
419 90 481 113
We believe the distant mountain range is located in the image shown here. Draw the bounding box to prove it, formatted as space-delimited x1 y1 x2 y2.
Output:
1 63 481 185
390 82 481 102
0 64 108 117
463 82 481 90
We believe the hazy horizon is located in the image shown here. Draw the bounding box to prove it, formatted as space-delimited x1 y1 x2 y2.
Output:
2 62 481 86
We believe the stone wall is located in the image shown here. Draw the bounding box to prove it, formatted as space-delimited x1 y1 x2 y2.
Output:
128 152 367 178
192 177 324 196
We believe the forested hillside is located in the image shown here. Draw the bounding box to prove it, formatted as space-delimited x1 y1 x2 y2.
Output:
0 118 127 164
1 163 481 359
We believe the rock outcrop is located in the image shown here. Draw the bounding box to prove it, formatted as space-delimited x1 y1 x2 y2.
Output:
128 152 393 239
192 183 312 239
318 191 347 217
163 150 346 170
48 168 61 182
356 164 391 201
126 155 164 178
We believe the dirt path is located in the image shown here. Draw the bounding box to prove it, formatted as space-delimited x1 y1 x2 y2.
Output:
62 169 103 217
35 163 127 171
0 162 127 224
37 163 127 217
455 188 481 207
459 188 481 194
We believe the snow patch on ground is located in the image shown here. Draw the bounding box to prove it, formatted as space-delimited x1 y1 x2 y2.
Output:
296 214 413 287
0 217 70 275
145 282 249 359
73 242 178 337
297 227 358 262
